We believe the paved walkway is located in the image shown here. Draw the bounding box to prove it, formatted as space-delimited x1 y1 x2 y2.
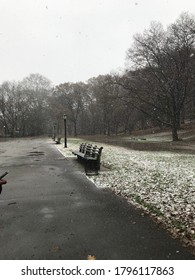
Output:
0 138 194 259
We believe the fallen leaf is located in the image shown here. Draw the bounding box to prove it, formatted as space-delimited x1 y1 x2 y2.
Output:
87 255 96 260
51 245 60 252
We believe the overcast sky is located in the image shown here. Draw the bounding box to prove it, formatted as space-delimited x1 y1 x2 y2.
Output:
0 0 195 86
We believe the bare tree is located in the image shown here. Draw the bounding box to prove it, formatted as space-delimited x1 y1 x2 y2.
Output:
124 12 195 140
53 82 87 136
0 81 21 136
87 75 126 136
19 73 52 136
0 74 52 137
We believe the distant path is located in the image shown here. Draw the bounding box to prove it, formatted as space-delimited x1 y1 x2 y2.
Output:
0 138 194 259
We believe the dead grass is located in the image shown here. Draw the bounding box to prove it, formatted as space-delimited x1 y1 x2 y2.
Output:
79 124 195 154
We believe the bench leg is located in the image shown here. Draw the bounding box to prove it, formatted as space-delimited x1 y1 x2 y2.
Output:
84 160 99 176
77 155 82 163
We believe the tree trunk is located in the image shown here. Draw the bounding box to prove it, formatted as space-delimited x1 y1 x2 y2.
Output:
171 123 179 141
74 122 77 137
107 120 111 136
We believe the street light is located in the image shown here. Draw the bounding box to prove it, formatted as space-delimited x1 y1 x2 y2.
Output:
63 114 67 148
53 123 56 141
3 125 6 137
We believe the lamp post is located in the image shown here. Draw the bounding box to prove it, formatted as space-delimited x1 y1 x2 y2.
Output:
3 125 6 137
63 114 67 148
53 123 56 141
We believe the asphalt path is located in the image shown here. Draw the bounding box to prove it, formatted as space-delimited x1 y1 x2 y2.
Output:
0 137 194 260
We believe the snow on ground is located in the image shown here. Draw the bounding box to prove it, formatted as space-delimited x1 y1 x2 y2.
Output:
56 138 195 252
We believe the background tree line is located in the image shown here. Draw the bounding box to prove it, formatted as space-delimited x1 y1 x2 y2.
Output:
0 73 52 137
1 13 195 140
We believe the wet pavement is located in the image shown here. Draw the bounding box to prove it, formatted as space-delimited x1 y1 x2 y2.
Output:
0 137 194 260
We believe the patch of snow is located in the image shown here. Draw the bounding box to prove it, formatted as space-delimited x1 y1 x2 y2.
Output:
56 139 195 252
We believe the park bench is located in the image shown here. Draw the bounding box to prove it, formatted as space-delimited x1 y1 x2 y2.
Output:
55 137 61 144
72 143 103 175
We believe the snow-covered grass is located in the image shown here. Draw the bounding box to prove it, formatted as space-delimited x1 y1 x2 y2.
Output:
56 138 195 252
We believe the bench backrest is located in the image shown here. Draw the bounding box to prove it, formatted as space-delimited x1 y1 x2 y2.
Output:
79 143 103 159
